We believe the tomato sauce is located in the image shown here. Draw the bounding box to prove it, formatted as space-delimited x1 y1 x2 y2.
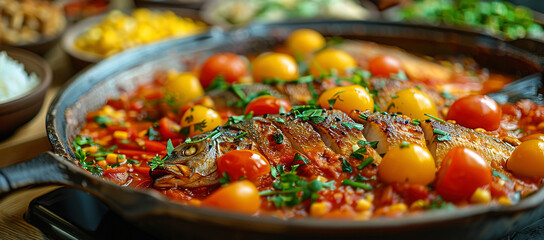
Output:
73 38 544 220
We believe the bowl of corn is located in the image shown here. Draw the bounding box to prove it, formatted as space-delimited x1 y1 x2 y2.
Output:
61 8 208 67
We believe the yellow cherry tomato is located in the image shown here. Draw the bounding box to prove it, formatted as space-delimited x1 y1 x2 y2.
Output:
252 53 299 82
309 48 356 77
164 71 204 106
386 88 438 120
317 85 374 116
378 143 436 185
202 180 260 214
520 133 544 142
507 140 544 178
286 29 326 56
180 105 221 137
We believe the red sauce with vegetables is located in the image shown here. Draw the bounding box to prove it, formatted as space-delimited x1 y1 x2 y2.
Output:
73 30 544 219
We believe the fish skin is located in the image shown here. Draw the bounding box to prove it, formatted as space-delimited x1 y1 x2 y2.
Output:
420 119 515 168
307 109 381 164
150 110 379 188
356 111 426 155
270 112 343 179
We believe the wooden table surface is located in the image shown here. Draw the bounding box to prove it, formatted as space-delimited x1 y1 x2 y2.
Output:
0 45 75 240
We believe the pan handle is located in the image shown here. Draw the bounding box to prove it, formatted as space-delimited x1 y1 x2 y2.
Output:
0 151 73 196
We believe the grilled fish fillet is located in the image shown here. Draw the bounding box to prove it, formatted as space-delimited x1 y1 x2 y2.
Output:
355 111 426 155
420 119 515 167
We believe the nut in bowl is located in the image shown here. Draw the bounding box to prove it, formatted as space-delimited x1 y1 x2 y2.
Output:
0 46 51 139
62 8 208 66
0 0 67 55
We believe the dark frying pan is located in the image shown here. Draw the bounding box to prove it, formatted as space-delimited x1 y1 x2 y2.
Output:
1 21 543 240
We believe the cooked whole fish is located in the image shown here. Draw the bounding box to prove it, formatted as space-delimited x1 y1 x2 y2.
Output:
151 109 381 188
152 108 518 189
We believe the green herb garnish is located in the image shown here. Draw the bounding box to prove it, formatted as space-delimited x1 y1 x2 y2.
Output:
274 132 284 144
424 113 445 123
341 122 364 130
357 157 374 170
342 158 353 173
341 179 372 190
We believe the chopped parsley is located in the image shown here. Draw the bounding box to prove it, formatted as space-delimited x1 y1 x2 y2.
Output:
433 129 451 141
273 132 284 144
492 170 510 182
146 127 159 140
206 76 229 91
400 141 410 148
230 85 271 108
233 131 247 140
292 106 326 124
424 113 445 123
350 146 368 160
93 116 112 127
357 157 374 170
224 112 253 126
185 129 222 143
293 153 310 165
411 119 421 126
341 122 364 130
358 140 378 149
72 136 102 175
148 139 175 170
341 179 372 190
441 90 456 100
260 164 335 208
219 172 231 185
342 158 353 173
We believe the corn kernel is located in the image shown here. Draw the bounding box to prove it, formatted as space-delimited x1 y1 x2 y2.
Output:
113 131 128 139
365 194 374 202
470 188 491 204
102 105 115 115
410 199 427 210
82 146 98 154
310 202 330 217
138 130 147 138
498 196 512 206
97 160 107 169
355 198 372 211
106 153 119 164
538 122 544 130
316 176 328 182
389 203 408 212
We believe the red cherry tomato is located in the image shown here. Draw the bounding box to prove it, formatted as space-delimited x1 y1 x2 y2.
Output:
446 95 502 131
199 53 248 88
158 117 184 139
368 55 402 77
245 96 293 116
434 147 493 202
216 150 271 181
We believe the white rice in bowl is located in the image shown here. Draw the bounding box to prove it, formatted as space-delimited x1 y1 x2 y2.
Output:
0 51 39 103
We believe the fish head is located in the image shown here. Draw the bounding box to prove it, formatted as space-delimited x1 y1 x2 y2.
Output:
150 134 222 189
150 128 254 188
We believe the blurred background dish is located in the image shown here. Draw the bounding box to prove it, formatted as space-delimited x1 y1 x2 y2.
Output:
0 0 67 55
200 0 378 28
382 0 544 41
61 7 208 67
134 0 205 10
0 46 51 139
